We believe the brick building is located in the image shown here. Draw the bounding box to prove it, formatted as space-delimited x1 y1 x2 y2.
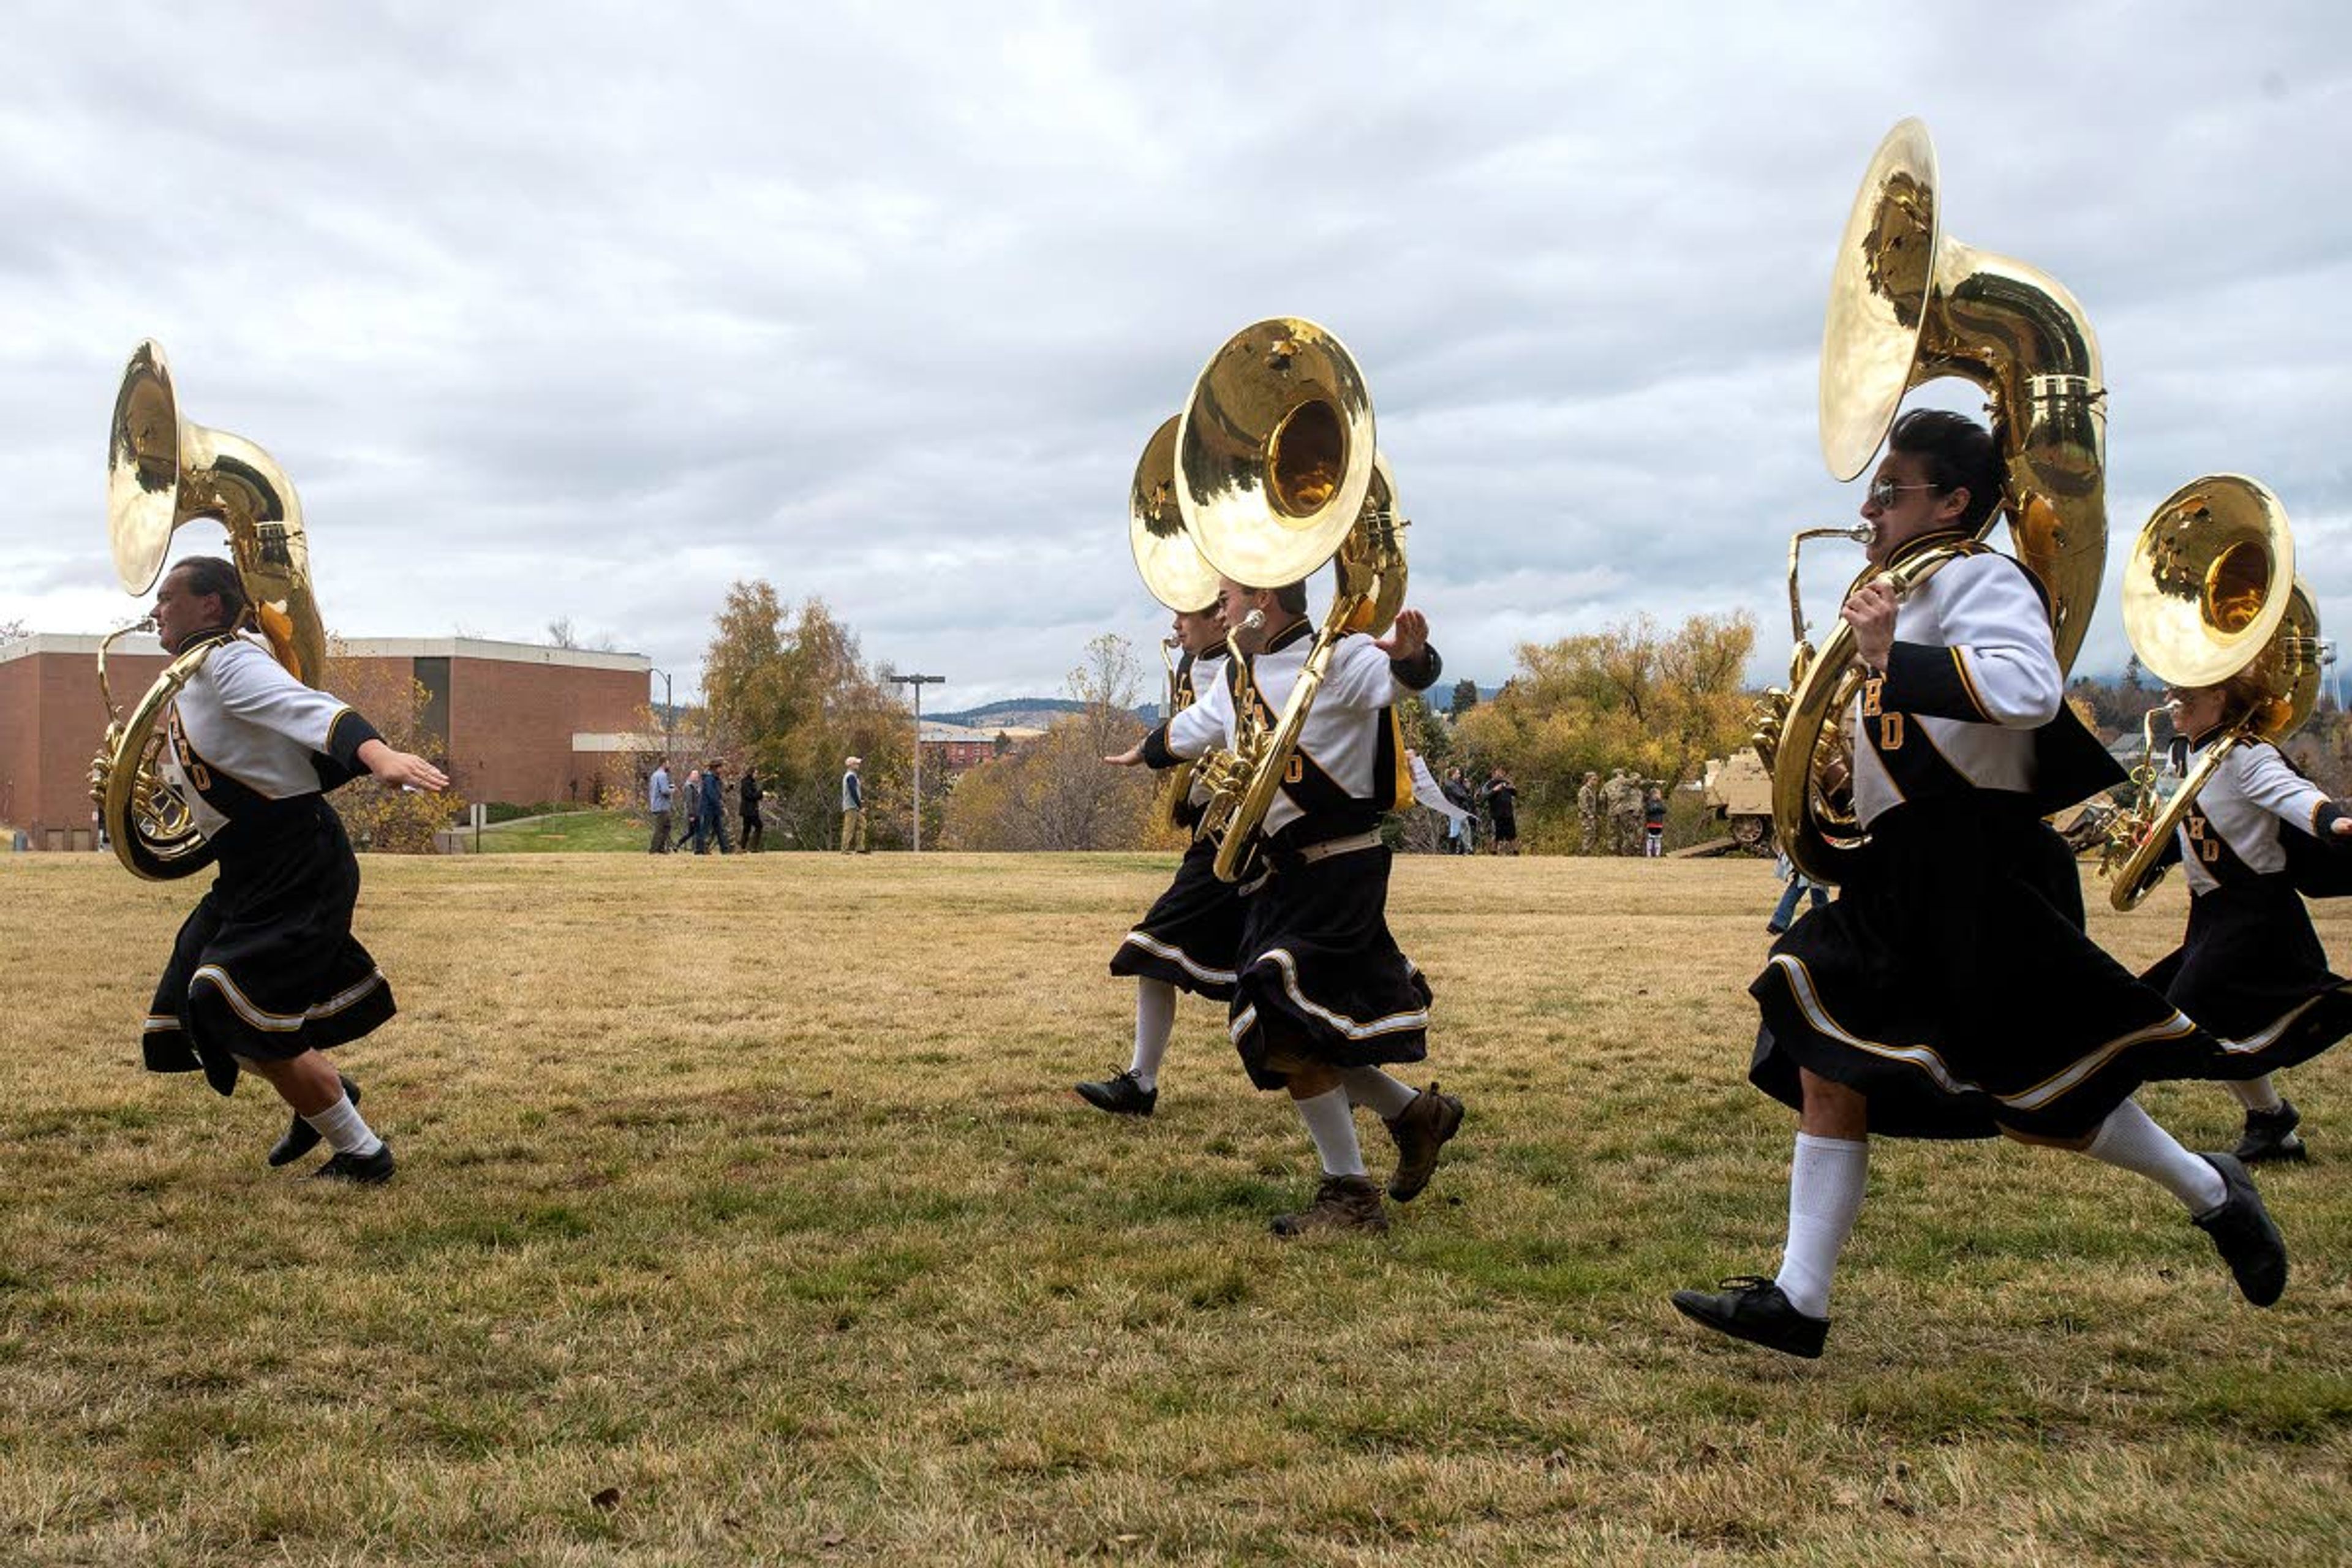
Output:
919 718 1044 775
1 633 650 850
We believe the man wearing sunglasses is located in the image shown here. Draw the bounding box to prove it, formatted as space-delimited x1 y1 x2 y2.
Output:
1673 408 2290 1359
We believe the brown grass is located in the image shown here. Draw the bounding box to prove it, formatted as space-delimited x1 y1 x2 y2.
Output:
1 851 2346 1566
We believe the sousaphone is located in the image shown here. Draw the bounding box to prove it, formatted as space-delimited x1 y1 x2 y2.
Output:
2102 475 2322 909
1174 318 1408 882
91 341 326 880
1758 119 2109 884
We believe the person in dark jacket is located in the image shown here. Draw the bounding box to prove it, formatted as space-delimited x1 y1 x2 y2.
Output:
699 760 730 854
1482 767 1519 854
739 765 764 853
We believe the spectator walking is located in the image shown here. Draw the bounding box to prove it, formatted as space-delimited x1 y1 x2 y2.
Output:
1643 786 1668 858
841 755 868 853
647 759 674 854
699 760 731 854
739 765 764 853
680 767 705 854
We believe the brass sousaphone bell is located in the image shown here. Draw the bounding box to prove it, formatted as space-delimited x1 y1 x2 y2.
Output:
1759 119 2109 884
1129 414 1223 831
1173 317 1408 882
2102 475 2323 910
92 341 327 880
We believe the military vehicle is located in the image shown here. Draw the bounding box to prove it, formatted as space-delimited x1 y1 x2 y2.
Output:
1700 752 1774 853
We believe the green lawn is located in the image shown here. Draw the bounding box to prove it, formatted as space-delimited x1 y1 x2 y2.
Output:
1 852 2345 1565
476 809 655 853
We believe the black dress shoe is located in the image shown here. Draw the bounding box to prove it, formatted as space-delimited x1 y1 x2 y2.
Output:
267 1074 360 1167
1075 1068 1156 1117
310 1142 396 1185
1671 1275 1828 1359
2193 1153 2287 1306
2233 1101 2308 1164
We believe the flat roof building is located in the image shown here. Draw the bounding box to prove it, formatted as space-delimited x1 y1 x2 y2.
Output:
2 633 650 850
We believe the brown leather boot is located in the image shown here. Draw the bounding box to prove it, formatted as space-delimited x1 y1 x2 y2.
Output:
1270 1174 1389 1237
1384 1083 1464 1201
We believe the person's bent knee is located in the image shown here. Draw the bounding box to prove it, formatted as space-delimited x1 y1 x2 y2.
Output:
1798 1067 1868 1139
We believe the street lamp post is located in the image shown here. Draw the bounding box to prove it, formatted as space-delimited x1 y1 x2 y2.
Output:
885 671 946 852
649 668 675 760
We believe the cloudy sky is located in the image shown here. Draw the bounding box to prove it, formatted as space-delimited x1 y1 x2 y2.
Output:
4 2 2346 707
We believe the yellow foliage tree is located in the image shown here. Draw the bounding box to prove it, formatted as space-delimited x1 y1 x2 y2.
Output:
1453 611 1757 850
940 634 1169 851
700 582 909 850
323 639 465 853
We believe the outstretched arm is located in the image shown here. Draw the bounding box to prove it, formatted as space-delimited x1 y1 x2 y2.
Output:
358 739 449 793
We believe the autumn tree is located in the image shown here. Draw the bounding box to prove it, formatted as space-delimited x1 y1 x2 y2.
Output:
323 639 465 853
940 634 1167 851
699 582 908 850
1453 611 1757 849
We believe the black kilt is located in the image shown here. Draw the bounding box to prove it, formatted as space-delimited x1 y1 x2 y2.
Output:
1749 795 2222 1140
1228 843 1431 1091
142 797 396 1096
1109 835 1245 1001
2142 875 2352 1075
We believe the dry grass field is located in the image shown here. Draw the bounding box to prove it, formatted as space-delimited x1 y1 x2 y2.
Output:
2 850 2347 1566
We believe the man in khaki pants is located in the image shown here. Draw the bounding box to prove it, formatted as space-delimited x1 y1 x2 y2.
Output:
840 755 868 853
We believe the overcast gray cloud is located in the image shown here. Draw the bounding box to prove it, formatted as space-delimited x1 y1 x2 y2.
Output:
4 2 2347 709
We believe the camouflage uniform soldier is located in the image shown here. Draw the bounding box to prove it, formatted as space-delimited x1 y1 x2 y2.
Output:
1607 769 1642 856
1577 771 1602 854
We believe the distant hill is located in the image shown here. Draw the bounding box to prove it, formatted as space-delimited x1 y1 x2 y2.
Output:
939 682 1503 730
928 697 1125 731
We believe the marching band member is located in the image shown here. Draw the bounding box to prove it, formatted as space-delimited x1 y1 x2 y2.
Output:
1079 602 1240 1115
1674 410 2288 1357
2142 678 2352 1161
1108 577 1461 1235
135 556 447 1182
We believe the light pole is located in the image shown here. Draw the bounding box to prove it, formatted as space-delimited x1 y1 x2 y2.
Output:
885 671 946 851
649 668 675 760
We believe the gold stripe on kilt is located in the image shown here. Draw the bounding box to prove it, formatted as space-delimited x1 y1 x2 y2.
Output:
1768 954 2199 1111
1120 930 1238 986
191 964 386 1033
1240 948 1430 1041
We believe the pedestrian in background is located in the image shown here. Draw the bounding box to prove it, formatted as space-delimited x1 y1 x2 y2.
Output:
1768 844 1830 935
647 758 674 854
841 755 868 853
739 764 764 853
699 759 731 854
1577 770 1603 854
680 767 705 854
1482 766 1519 855
1643 786 1668 858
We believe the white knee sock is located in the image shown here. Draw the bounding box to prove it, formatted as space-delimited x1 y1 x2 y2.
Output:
2228 1076 2286 1114
1342 1066 1419 1121
1129 979 1177 1090
2082 1099 2227 1214
1293 1087 1368 1178
1773 1133 1867 1319
303 1093 382 1157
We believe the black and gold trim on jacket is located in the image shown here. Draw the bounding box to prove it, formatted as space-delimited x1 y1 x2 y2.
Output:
2180 801 2261 886
1856 670 1970 804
